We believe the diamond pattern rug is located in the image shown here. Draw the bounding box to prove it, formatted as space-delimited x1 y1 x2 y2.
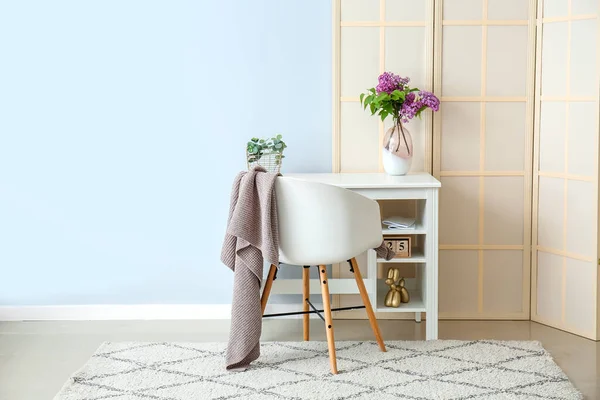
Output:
53 340 581 400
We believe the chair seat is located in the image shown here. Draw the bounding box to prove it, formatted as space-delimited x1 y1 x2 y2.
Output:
279 239 381 266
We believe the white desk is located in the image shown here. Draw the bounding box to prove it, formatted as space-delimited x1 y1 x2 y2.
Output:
273 172 441 340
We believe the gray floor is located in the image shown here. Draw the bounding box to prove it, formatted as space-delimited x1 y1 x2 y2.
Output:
0 319 598 399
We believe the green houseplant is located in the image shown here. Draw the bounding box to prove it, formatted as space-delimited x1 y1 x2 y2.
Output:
246 134 287 173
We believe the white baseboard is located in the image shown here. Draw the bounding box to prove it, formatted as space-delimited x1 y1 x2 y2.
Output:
0 303 323 321
0 305 232 321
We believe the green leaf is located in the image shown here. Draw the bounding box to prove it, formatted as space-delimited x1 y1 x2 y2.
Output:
360 93 365 105
375 92 389 102
276 134 282 139
363 95 374 110
380 111 388 121
251 137 259 142
369 103 376 115
391 90 406 101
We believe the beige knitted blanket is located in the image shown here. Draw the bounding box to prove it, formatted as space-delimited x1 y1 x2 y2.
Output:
221 166 280 370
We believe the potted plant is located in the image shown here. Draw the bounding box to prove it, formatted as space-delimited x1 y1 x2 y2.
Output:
360 72 440 175
246 134 287 173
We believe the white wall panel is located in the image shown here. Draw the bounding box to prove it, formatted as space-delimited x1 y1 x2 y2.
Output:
442 26 482 96
485 102 526 171
540 22 568 96
536 251 564 322
440 102 481 171
487 0 529 20
568 102 597 176
543 0 569 17
385 0 426 21
486 26 528 97
566 180 595 258
340 102 380 172
340 0 380 21
340 27 379 98
570 19 598 97
439 177 480 245
539 102 567 173
443 0 483 21
483 250 524 314
565 258 596 334
483 177 525 245
571 0 598 15
439 250 479 315
537 176 565 250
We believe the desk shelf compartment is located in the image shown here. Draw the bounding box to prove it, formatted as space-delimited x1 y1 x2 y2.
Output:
379 199 427 235
375 277 426 313
379 235 427 263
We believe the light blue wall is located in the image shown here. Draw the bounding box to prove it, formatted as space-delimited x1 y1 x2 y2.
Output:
0 1 332 305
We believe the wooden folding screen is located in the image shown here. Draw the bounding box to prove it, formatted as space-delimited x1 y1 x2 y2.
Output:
433 0 536 319
532 0 600 340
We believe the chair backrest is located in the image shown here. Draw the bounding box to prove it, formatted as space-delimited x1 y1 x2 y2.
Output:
275 176 383 266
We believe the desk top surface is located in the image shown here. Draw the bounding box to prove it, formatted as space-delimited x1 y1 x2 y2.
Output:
284 172 441 189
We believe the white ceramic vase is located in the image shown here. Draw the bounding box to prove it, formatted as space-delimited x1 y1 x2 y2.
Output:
382 124 413 176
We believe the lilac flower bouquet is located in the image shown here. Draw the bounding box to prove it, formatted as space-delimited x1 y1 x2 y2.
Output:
360 72 440 125
360 72 440 175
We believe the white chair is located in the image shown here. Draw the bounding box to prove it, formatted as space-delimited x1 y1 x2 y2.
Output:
260 176 387 374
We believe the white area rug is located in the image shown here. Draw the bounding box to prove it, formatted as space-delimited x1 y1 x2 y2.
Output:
54 340 581 400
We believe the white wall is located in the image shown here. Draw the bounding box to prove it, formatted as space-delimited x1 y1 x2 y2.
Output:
0 0 332 307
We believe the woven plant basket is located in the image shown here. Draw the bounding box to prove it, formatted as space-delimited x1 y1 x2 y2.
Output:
246 150 282 174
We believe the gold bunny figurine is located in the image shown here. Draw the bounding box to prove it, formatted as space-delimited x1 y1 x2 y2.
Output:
384 268 410 307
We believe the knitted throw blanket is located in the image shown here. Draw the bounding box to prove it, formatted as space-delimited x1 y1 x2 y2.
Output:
221 166 280 371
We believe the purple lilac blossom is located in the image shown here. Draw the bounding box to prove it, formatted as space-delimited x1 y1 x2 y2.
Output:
399 90 440 123
376 72 410 94
399 92 418 123
419 90 440 112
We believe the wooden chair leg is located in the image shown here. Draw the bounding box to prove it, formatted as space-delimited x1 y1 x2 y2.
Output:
350 257 386 352
261 264 277 315
303 266 310 341
318 265 338 374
